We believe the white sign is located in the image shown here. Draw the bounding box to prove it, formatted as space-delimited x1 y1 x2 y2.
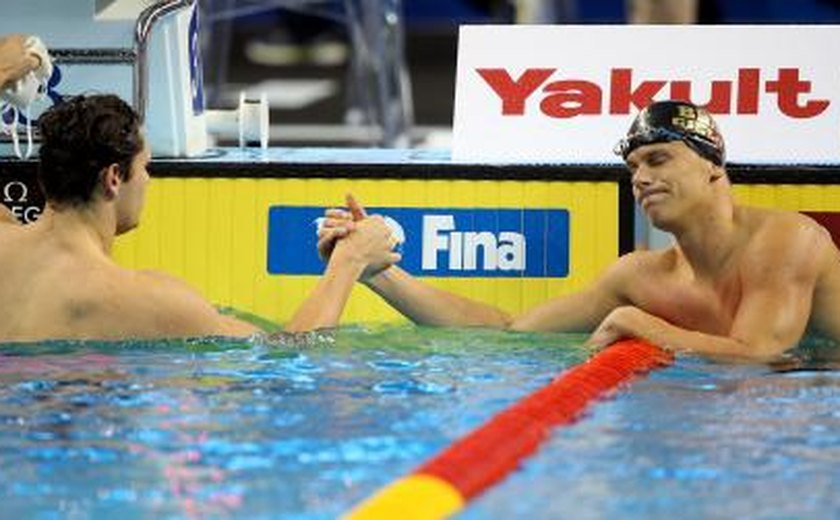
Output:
453 25 840 164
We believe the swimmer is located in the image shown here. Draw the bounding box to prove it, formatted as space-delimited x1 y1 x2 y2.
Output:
0 94 400 341
319 100 840 363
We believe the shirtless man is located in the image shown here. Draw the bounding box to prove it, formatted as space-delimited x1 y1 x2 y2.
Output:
0 94 400 341
319 100 840 363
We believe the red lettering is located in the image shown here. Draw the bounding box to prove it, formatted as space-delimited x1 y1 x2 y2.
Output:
765 68 830 118
477 67 830 119
609 68 666 114
737 68 760 114
540 80 602 118
477 68 555 115
668 80 692 103
669 80 733 113
705 83 734 113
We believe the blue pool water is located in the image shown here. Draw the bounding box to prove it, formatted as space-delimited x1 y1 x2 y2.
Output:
0 326 838 519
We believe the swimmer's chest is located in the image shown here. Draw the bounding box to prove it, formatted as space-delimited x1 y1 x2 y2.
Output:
630 275 742 335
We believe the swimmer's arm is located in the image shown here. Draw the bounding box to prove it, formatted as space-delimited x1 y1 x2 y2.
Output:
142 263 361 337
146 297 261 337
366 244 633 330
364 265 512 327
585 307 770 362
509 286 622 333
215 313 264 336
713 246 816 360
510 252 635 333
587 224 822 362
286 215 401 332
585 289 810 364
138 270 261 337
283 250 365 333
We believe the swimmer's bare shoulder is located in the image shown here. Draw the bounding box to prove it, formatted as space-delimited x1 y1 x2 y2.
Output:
105 268 231 336
122 268 259 337
744 206 827 238
135 268 219 308
741 208 837 268
606 247 678 288
136 268 202 293
733 210 840 342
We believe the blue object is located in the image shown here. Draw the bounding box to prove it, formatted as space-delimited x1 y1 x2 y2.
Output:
267 206 570 277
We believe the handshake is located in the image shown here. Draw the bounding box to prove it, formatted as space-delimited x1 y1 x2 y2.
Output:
316 194 403 282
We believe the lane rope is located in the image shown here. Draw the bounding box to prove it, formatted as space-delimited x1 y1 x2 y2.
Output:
344 339 673 519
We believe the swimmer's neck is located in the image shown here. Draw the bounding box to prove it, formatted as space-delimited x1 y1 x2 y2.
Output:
670 204 740 278
32 202 116 255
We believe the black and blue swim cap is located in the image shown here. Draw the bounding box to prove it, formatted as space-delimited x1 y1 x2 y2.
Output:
614 100 725 166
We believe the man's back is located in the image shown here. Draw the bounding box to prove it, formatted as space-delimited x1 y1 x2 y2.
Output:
0 218 233 341
1 220 139 340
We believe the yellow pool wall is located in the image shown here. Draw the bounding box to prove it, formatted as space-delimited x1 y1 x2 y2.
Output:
112 177 619 325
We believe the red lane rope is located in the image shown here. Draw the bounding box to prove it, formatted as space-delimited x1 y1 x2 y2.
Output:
416 339 673 500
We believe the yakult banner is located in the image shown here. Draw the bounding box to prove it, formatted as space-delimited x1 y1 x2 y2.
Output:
453 25 840 164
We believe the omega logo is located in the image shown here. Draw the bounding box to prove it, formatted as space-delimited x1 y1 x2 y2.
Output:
2 181 41 223
3 181 28 203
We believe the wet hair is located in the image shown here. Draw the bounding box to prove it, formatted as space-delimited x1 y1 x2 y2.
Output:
37 94 143 205
614 100 726 166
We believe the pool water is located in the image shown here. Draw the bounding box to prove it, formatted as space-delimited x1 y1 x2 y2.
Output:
0 326 837 519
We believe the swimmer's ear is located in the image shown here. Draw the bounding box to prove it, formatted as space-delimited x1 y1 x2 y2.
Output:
100 163 122 199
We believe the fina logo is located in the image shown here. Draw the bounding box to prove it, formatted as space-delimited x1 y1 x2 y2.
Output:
269 206 569 278
422 215 524 271
315 213 524 272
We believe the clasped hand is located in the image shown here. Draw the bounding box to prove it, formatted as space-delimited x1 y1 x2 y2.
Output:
317 194 402 281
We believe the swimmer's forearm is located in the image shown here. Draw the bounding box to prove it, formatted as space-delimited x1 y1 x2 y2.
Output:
364 266 512 328
285 257 364 332
635 320 751 359
608 307 784 362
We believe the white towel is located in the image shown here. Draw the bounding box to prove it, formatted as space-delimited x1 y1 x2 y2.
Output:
0 36 53 159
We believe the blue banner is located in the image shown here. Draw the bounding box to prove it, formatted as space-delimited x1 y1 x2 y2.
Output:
267 206 569 278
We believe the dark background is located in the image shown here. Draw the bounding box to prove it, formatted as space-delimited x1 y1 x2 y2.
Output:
199 0 840 146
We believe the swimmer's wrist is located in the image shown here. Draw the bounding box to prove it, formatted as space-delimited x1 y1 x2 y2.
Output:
329 242 363 266
325 246 367 280
361 266 396 290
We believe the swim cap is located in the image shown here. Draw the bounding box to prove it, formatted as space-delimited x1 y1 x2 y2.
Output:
614 100 725 166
